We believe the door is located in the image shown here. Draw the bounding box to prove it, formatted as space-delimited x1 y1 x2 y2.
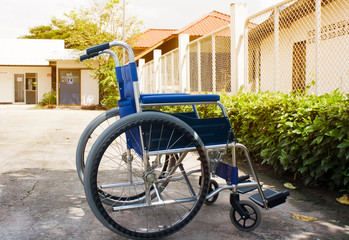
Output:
59 70 80 105
292 41 306 92
14 74 25 102
25 73 38 104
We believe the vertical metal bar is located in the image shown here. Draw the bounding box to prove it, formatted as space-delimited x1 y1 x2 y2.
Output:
164 56 167 92
171 52 175 90
244 24 248 92
230 9 236 94
122 0 126 65
232 142 237 167
212 34 216 92
315 0 321 95
158 57 162 92
273 6 279 93
231 142 237 192
186 45 189 92
127 149 133 184
198 41 201 92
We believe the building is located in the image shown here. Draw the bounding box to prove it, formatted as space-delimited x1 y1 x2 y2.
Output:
0 39 98 105
133 11 231 64
247 0 349 94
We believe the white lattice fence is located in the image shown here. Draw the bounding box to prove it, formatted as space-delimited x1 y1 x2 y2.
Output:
245 0 349 94
188 25 232 93
140 60 155 94
159 49 180 92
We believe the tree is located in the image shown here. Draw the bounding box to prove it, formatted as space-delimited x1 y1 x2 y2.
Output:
21 0 143 107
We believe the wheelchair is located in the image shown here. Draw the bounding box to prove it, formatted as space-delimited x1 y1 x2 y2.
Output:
77 41 289 239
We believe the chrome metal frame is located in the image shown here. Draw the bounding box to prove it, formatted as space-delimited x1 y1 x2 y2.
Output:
85 41 268 211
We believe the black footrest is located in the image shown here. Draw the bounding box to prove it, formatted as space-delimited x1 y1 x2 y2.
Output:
250 189 290 208
237 180 258 194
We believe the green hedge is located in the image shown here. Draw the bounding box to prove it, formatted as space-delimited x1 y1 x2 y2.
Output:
160 91 349 191
218 91 349 191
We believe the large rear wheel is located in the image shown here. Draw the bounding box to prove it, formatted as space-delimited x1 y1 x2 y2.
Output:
84 112 210 239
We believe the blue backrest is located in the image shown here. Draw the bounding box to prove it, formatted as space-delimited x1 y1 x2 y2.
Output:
115 62 139 118
115 62 142 154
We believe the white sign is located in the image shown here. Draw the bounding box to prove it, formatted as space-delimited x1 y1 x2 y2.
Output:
17 77 23 82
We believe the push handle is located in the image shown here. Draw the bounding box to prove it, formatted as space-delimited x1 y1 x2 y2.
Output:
80 52 99 61
85 41 135 62
79 49 120 66
86 43 110 55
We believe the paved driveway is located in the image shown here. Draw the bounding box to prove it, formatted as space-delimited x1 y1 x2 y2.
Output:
0 105 348 240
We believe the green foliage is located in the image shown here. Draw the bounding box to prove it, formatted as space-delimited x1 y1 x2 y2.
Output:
160 91 349 191
20 0 143 50
21 0 143 106
41 91 57 105
20 18 74 48
222 91 349 191
92 60 119 108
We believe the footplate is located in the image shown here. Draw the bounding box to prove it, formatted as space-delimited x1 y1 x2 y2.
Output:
250 189 289 208
237 175 259 194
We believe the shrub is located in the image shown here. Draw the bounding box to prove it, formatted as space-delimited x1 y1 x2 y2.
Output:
158 91 349 191
41 91 56 105
224 91 349 191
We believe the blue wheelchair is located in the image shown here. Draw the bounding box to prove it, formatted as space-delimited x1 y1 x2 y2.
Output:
77 41 289 239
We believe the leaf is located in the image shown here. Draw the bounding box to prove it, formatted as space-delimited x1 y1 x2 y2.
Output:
310 135 323 146
337 140 349 149
336 194 349 205
285 122 293 127
304 157 318 166
284 182 297 189
290 213 318 222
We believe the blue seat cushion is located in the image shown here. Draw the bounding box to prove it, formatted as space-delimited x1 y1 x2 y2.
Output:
141 94 220 104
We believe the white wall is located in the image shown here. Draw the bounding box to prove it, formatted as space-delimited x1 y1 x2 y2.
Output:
0 66 51 103
81 70 99 105
253 0 349 94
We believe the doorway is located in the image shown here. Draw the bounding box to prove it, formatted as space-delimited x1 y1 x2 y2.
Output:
14 74 25 102
59 69 80 105
25 73 38 104
292 41 306 92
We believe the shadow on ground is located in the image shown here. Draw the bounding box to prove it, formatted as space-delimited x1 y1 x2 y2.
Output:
0 168 348 240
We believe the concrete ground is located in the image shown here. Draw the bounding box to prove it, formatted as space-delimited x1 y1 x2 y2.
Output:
0 104 348 240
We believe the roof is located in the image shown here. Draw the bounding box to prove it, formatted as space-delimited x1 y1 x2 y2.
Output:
133 11 234 60
175 11 230 36
0 39 76 66
133 29 177 48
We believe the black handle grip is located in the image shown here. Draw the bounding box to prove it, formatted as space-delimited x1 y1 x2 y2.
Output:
86 43 110 55
79 52 100 61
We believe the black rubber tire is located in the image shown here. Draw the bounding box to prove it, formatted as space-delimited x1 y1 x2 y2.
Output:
230 200 261 231
84 112 210 239
204 179 219 205
76 108 120 184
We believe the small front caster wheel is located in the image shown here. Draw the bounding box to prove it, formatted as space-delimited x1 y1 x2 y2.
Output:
205 179 219 205
230 200 261 231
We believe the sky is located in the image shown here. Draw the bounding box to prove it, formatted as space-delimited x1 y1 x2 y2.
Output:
0 0 284 39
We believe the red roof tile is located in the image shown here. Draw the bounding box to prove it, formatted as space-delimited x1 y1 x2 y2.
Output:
176 11 230 36
133 29 177 48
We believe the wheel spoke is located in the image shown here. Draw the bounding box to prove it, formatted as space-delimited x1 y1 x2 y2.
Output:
84 113 209 239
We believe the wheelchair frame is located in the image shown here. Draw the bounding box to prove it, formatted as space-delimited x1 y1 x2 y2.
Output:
78 41 289 239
